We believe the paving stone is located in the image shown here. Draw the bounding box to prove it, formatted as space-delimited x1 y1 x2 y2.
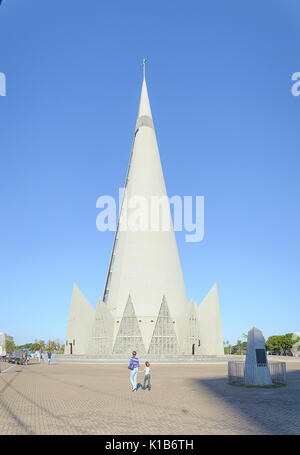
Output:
0 360 299 435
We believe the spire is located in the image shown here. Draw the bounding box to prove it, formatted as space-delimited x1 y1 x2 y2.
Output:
104 60 188 352
136 58 153 127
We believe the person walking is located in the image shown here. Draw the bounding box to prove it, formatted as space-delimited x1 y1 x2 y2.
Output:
47 351 52 365
36 351 41 363
141 361 151 390
128 351 139 392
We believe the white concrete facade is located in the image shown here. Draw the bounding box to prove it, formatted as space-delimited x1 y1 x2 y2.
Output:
65 71 224 356
196 283 224 355
65 283 95 355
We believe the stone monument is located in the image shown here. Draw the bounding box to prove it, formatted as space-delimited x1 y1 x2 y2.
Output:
244 327 272 386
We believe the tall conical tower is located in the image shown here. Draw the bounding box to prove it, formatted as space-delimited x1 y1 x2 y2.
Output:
65 62 224 357
103 61 188 353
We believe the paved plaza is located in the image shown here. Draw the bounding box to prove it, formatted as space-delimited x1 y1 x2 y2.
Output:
0 359 300 435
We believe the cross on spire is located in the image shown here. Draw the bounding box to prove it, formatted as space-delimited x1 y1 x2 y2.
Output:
142 58 147 79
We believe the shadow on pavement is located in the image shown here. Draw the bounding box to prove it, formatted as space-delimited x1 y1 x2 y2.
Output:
0 368 82 434
0 372 35 434
190 368 300 434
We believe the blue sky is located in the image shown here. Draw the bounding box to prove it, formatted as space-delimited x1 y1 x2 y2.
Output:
0 0 299 346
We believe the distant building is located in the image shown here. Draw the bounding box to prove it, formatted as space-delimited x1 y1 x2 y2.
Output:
66 66 224 356
0 333 13 356
0 333 5 355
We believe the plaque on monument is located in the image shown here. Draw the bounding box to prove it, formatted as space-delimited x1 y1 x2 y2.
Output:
256 348 267 366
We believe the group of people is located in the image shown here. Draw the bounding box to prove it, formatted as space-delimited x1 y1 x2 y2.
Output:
128 351 151 392
23 350 31 365
27 351 52 364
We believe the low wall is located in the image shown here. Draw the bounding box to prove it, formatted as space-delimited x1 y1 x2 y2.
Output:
53 354 231 363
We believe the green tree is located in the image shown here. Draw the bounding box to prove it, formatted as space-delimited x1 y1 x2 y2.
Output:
15 342 42 352
224 344 232 354
223 340 232 355
237 339 242 355
5 338 15 354
265 335 283 353
230 339 247 355
265 333 300 354
38 340 46 351
242 341 247 352
46 340 61 352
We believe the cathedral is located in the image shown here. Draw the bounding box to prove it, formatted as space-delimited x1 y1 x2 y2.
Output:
65 64 224 356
